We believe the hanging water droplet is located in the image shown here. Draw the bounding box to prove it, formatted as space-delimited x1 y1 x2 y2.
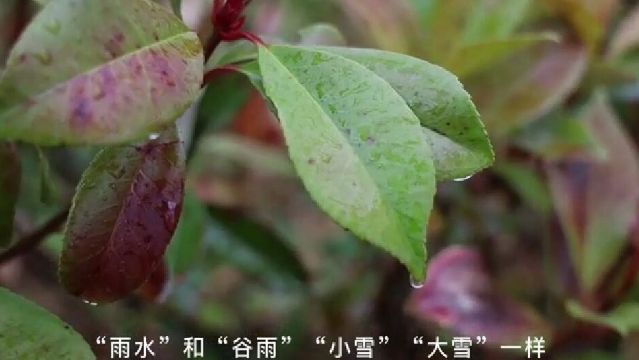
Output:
148 133 160 140
83 300 98 306
410 275 425 289
453 174 473 182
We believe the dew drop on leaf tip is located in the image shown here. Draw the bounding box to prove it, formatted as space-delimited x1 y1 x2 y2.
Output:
148 133 160 140
83 300 98 306
410 274 425 289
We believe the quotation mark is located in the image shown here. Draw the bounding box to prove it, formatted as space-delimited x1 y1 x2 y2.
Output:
378 336 389 345
413 336 424 345
218 336 229 345
281 336 292 344
476 336 487 345
316 336 326 345
159 336 170 345
96 336 107 345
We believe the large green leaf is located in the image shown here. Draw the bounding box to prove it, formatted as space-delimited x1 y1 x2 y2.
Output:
0 287 95 360
314 46 493 181
166 192 205 275
257 45 435 281
0 0 203 145
0 142 20 248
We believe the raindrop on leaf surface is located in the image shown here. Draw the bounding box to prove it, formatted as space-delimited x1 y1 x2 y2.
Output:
410 274 425 289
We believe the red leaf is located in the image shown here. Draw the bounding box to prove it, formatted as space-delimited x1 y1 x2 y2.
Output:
137 260 172 303
406 246 552 345
230 91 284 147
546 94 639 293
60 127 185 303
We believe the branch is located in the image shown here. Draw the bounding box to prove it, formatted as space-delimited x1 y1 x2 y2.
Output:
0 207 70 265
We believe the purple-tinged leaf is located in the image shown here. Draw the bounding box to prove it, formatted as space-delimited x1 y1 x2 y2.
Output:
546 94 639 293
60 127 185 303
468 40 588 135
0 141 20 248
0 0 203 145
406 246 552 345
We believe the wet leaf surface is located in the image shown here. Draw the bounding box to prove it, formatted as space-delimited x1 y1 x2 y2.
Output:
60 127 185 303
317 46 493 181
258 44 435 281
0 0 203 145
0 287 95 360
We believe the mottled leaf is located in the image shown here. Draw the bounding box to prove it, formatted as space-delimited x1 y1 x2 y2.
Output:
546 94 639 292
608 4 639 58
468 40 588 135
0 287 95 360
166 192 205 275
258 45 435 281
0 0 203 145
206 206 309 283
407 246 552 345
447 33 560 78
0 141 20 248
316 46 493 181
60 127 185 303
567 300 639 336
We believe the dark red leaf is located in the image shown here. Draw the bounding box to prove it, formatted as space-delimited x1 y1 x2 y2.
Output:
137 260 171 303
60 127 185 303
406 246 552 345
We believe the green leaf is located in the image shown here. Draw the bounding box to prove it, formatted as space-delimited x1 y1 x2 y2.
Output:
447 33 560 78
0 0 203 145
314 46 494 181
60 126 185 303
513 112 605 161
461 0 532 43
298 24 346 46
494 162 552 214
166 192 205 274
36 147 58 204
170 0 181 19
206 206 309 283
0 287 95 359
567 300 639 336
258 44 435 281
0 141 20 248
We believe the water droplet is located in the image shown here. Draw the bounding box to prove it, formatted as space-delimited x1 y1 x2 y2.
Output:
83 300 98 306
148 133 160 140
410 275 425 289
453 174 473 182
44 20 61 34
166 201 176 211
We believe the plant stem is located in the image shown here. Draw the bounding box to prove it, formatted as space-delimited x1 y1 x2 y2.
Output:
0 207 70 265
